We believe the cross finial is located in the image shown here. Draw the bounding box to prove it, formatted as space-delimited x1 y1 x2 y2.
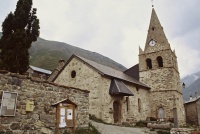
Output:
151 0 154 8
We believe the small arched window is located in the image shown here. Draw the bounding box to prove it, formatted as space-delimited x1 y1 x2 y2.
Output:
146 58 152 69
138 99 141 112
157 56 163 67
158 107 165 120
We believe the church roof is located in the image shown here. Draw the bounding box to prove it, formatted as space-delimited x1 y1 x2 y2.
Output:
124 64 139 80
184 96 200 104
53 54 150 89
109 79 134 96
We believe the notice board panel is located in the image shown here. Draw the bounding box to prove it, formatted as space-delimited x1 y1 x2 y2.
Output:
0 91 18 116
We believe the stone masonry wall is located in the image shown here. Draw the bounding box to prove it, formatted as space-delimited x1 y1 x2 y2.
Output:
54 57 151 125
139 50 179 73
197 99 200 125
0 71 89 134
149 91 185 126
54 57 105 119
124 82 151 122
185 101 198 125
139 50 186 125
140 68 181 93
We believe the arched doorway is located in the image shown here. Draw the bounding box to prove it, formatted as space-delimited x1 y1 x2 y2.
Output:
113 101 121 123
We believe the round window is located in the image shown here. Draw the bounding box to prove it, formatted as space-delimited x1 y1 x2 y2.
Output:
71 70 76 78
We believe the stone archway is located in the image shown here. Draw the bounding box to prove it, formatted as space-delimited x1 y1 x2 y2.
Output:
113 100 121 124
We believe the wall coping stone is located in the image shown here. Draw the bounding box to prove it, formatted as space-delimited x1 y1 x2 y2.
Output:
0 70 90 93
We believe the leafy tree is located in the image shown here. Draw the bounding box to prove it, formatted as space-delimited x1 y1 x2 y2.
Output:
0 0 40 74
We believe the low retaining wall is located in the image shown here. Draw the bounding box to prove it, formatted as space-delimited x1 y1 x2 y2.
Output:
0 71 89 134
147 122 173 129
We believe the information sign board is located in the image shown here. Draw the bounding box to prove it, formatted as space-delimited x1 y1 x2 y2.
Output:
0 91 18 116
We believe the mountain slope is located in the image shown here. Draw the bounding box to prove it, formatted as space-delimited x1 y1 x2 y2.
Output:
29 38 126 71
0 32 126 71
181 71 200 101
182 77 200 101
181 71 200 87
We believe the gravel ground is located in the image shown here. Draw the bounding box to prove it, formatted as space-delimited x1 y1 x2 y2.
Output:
90 121 157 134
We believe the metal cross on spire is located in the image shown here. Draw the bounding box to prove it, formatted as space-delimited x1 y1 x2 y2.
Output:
151 0 154 8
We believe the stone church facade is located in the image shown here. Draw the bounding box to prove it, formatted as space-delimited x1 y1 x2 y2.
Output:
49 8 186 126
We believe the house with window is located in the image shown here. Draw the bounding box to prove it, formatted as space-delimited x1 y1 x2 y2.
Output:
27 65 52 79
184 96 200 125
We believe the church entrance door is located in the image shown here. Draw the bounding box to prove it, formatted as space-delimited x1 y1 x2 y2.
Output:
113 101 121 124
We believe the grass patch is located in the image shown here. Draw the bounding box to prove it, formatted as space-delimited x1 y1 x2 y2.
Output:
63 123 101 134
150 128 155 131
149 117 157 121
157 130 170 134
75 123 101 134
89 114 110 125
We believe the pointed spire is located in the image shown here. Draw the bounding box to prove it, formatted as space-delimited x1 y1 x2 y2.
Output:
173 49 176 56
139 46 144 55
144 8 171 52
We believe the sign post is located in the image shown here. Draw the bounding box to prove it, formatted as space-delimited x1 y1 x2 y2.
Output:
51 99 77 133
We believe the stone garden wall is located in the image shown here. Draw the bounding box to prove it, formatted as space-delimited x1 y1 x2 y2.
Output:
0 70 89 134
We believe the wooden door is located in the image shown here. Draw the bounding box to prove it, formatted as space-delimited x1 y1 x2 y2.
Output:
113 101 120 123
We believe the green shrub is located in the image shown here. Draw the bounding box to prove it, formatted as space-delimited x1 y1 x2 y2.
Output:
63 130 70 134
89 114 109 125
135 120 147 127
74 123 101 134
157 130 170 134
149 117 157 121
62 123 100 134
150 128 155 131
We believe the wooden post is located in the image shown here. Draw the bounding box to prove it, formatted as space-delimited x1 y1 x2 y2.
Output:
173 108 178 128
55 105 60 134
172 95 178 128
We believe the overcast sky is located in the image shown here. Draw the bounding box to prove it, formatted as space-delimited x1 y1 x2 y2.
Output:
0 0 200 78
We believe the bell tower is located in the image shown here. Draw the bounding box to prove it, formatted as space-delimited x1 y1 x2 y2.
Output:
139 8 185 125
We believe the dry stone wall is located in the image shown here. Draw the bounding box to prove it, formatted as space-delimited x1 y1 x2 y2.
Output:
0 71 89 134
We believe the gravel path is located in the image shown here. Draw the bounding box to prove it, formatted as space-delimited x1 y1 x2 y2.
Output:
90 121 156 134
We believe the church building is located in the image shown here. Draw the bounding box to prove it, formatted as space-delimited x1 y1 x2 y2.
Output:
48 8 186 126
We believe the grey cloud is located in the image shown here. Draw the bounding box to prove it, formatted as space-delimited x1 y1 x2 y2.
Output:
0 0 200 78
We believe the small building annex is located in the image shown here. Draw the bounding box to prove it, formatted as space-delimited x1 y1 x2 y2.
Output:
184 96 200 126
27 65 52 79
